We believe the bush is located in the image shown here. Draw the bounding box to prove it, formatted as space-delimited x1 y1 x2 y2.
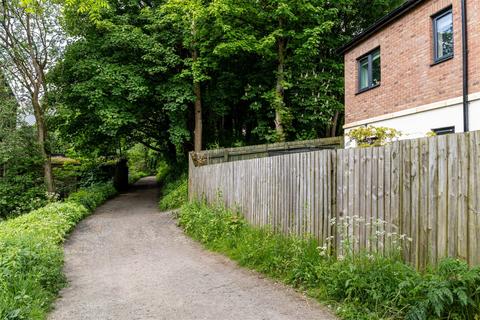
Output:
155 161 169 184
67 183 116 211
0 175 47 219
178 202 480 320
0 182 116 319
347 126 401 147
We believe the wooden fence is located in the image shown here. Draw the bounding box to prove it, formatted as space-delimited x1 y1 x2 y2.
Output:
189 131 480 268
193 136 342 166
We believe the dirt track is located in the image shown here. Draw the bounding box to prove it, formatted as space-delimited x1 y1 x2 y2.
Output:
49 177 336 320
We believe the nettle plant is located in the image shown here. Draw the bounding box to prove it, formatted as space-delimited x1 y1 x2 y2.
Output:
347 126 401 147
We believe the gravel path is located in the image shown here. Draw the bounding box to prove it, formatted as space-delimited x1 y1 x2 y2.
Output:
49 177 336 320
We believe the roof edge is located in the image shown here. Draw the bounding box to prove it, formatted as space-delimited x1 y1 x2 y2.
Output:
338 0 425 55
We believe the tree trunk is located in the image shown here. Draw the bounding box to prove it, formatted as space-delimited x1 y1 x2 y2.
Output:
32 92 54 193
275 35 286 142
329 111 340 137
192 49 203 152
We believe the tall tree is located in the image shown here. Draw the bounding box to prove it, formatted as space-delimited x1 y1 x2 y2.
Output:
211 0 338 141
162 0 213 152
52 0 405 161
51 0 193 160
0 0 66 192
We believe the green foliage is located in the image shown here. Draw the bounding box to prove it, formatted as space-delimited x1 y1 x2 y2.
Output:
52 0 405 157
179 202 480 320
155 160 188 210
0 182 116 319
158 176 188 211
405 259 480 320
127 143 159 184
52 160 81 198
67 182 116 211
155 161 170 183
76 159 116 187
0 176 48 220
347 126 402 147
0 77 48 219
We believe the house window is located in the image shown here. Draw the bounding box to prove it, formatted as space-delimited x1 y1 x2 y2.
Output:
358 48 381 92
433 8 453 63
432 126 455 135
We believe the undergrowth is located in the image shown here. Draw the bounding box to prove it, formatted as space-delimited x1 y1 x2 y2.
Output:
179 201 480 320
0 182 116 319
156 162 187 211
128 171 148 185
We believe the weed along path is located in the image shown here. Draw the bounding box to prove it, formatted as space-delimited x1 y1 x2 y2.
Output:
49 177 336 320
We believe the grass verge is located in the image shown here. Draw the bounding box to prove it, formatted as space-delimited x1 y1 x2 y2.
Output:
155 161 187 211
158 177 187 211
0 182 116 319
178 201 480 320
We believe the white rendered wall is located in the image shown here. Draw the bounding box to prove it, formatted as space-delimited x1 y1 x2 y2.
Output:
470 99 480 131
344 95 480 148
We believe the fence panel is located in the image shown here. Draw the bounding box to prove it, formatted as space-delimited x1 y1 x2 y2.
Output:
189 131 480 267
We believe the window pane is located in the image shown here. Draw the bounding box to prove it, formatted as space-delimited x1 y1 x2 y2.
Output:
371 50 381 86
436 12 453 59
359 58 369 90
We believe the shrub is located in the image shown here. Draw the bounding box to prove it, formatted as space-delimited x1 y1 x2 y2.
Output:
0 182 116 319
347 126 401 147
178 201 480 320
67 183 116 211
0 176 47 220
155 161 170 184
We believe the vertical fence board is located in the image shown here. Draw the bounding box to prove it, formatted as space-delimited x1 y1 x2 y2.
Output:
419 138 429 269
372 147 379 254
428 138 438 265
447 135 458 258
410 139 420 268
365 147 373 252
336 149 344 254
457 134 469 261
474 132 480 265
384 145 392 255
378 147 385 254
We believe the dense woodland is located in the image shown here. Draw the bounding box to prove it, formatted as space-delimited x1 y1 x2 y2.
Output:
0 0 403 218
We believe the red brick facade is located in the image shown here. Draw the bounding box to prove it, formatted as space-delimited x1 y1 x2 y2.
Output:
344 0 480 126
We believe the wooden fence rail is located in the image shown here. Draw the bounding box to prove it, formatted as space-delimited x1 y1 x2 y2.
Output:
193 136 342 166
189 131 480 268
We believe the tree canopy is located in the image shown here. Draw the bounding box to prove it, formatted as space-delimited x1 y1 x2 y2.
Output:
49 0 402 161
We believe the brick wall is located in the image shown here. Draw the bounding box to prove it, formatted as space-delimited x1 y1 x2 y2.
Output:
344 0 479 126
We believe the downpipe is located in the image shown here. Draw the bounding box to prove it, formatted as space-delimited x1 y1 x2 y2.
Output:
461 0 469 132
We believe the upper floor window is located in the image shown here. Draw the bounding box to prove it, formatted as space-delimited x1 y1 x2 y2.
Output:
433 8 453 63
358 48 380 93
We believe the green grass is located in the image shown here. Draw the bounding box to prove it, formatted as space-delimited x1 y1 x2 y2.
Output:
178 201 480 320
0 182 116 319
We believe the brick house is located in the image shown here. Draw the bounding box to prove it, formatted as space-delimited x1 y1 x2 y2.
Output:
340 0 479 146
